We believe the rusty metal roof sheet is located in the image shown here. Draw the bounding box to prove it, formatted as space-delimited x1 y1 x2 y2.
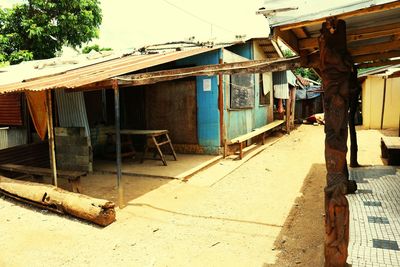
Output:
0 47 219 95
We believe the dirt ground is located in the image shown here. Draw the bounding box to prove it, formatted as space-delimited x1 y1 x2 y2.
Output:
0 125 394 267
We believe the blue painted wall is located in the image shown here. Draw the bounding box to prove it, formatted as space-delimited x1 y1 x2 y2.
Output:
176 50 221 154
224 42 269 141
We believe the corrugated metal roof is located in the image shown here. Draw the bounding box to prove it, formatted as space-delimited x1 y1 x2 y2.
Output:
260 0 397 27
0 47 220 95
0 93 22 125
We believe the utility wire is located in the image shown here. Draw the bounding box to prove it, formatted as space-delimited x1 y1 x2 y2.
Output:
161 0 236 35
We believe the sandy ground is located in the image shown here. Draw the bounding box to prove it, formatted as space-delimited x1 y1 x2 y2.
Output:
0 125 395 267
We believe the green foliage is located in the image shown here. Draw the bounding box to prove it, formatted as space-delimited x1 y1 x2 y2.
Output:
82 44 112 54
282 49 320 82
294 68 320 82
282 49 294 58
8 50 33 64
0 0 102 64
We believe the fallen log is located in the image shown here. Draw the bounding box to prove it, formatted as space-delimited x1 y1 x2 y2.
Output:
0 176 115 226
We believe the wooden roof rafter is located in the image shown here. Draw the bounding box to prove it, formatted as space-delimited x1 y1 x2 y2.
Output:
270 1 400 69
277 1 400 31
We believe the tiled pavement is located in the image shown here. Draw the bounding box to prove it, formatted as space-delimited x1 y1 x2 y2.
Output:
347 166 400 267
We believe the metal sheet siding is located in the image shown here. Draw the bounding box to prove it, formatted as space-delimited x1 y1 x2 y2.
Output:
0 128 8 149
0 127 27 149
55 90 90 137
7 128 27 147
0 93 22 125
177 50 221 153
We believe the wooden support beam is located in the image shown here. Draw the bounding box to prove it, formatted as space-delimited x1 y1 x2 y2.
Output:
299 22 400 50
218 59 225 147
347 22 400 42
112 80 124 209
353 50 400 64
349 39 400 56
292 27 309 39
115 57 301 86
279 1 400 31
45 90 58 187
273 27 299 54
356 59 400 69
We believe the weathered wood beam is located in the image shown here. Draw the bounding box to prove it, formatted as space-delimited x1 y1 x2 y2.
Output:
292 27 309 39
0 176 116 226
273 27 300 54
279 1 400 31
353 50 400 64
115 57 301 86
299 22 400 50
349 39 400 56
356 59 400 69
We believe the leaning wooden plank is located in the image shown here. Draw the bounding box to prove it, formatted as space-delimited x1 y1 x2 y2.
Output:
0 176 115 226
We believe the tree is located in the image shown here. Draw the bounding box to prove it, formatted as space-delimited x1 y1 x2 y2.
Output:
82 44 112 54
282 49 320 82
0 0 102 64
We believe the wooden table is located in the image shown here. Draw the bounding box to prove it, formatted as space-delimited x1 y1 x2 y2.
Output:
107 129 177 166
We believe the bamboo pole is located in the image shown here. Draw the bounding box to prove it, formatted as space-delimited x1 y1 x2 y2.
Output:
46 90 58 187
112 80 124 208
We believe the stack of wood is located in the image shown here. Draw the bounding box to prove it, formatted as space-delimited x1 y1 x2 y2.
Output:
0 176 115 226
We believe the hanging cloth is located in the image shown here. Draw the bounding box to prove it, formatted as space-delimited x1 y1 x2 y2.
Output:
25 91 47 140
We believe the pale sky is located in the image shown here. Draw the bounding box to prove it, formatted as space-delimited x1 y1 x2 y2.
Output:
0 0 371 51
0 0 268 50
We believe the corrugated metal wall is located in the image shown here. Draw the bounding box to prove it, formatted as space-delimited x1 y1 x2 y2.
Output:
55 90 90 137
0 127 28 149
0 93 23 126
0 128 8 149
177 50 221 154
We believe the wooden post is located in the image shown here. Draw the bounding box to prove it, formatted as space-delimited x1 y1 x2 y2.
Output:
218 58 225 147
286 97 291 133
46 90 58 187
112 80 124 208
319 18 356 266
349 67 361 167
380 77 387 129
290 86 296 129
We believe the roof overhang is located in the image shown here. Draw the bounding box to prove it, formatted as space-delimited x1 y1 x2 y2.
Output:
0 47 221 95
259 0 400 70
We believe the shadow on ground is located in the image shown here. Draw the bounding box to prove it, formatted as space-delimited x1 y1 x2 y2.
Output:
264 163 326 267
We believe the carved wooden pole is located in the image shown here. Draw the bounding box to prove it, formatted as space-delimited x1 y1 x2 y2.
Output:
319 18 356 266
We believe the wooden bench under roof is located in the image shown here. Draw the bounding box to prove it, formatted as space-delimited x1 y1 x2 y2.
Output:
226 120 285 159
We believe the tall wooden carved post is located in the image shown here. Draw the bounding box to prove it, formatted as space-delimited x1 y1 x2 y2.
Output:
319 18 354 266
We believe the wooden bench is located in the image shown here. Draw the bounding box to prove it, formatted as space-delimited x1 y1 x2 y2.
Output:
0 164 86 193
381 137 400 165
226 120 285 159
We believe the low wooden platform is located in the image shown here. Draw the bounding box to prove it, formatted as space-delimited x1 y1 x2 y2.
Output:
0 164 86 193
226 120 285 159
381 137 400 165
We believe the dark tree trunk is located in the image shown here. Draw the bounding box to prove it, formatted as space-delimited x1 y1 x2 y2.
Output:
319 18 357 267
